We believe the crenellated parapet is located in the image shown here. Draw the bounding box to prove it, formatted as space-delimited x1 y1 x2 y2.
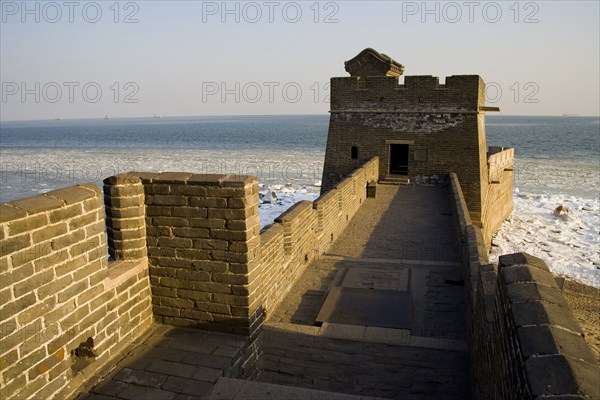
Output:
330 75 485 114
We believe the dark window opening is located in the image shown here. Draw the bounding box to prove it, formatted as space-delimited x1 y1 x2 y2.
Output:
351 146 358 159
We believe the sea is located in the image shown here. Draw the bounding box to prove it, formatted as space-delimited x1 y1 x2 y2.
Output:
1 115 599 286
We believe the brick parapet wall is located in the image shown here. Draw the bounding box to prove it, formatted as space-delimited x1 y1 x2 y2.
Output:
481 148 514 248
330 75 484 111
103 172 262 337
0 185 153 400
449 176 599 399
259 157 379 317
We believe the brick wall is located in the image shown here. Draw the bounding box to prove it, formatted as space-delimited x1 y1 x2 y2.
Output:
103 172 262 338
448 176 599 399
0 185 153 400
481 148 514 247
260 157 379 317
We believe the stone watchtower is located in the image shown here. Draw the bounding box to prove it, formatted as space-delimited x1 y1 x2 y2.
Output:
321 48 500 225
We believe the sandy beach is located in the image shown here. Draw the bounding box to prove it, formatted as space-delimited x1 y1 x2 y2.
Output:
563 280 600 364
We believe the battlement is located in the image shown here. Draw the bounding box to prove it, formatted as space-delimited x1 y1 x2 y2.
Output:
330 75 485 112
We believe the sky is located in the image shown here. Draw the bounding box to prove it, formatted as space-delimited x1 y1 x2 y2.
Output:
1 0 599 120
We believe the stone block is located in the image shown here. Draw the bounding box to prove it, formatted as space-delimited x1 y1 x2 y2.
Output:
8 214 48 236
9 196 64 214
46 186 96 205
172 228 210 239
103 174 143 185
506 282 567 305
189 218 226 229
1 233 32 257
510 301 583 334
499 252 550 272
31 222 68 244
525 355 599 398
0 204 27 223
517 325 596 364
14 268 54 298
501 265 558 288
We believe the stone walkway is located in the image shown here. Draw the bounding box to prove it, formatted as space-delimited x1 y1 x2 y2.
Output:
262 185 470 399
77 324 248 400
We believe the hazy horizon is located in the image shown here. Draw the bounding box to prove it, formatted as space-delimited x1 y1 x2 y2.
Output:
1 1 599 121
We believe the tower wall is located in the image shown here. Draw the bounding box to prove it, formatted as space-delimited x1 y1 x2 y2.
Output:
322 74 488 218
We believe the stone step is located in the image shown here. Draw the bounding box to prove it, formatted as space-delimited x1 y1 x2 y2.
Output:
207 377 389 400
379 176 410 185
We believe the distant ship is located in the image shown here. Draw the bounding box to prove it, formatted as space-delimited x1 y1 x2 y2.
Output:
54 117 62 121
562 113 579 116
104 114 110 120
154 114 161 119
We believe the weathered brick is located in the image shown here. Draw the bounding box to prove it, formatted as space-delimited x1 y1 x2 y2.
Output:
105 216 144 230
213 293 249 306
105 184 144 197
158 277 194 289
210 229 253 241
177 289 211 302
12 242 54 267
189 218 225 229
0 233 32 257
207 208 251 220
212 273 249 285
2 292 36 320
153 216 189 227
0 262 34 286
175 248 211 261
172 228 210 239
146 195 188 206
104 195 144 208
161 297 194 309
44 298 76 326
35 249 69 271
9 196 64 214
192 260 228 273
51 229 85 251
8 213 48 236
192 239 229 251
171 206 208 218
69 212 97 230
146 206 172 217
14 268 54 298
189 197 227 208
3 346 46 382
212 250 253 263
31 222 68 244
157 237 193 248
181 309 211 321
71 236 100 258
0 204 27 223
77 284 105 307
48 204 82 223
57 280 89 303
193 282 231 294
153 305 181 318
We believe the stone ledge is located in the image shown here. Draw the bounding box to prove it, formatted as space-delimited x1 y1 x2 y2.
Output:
105 258 149 290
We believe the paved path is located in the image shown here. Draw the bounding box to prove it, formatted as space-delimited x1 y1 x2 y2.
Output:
77 324 247 400
263 185 470 399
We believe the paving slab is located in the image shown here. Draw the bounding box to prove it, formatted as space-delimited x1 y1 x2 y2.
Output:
76 324 247 400
316 287 413 329
207 377 387 400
